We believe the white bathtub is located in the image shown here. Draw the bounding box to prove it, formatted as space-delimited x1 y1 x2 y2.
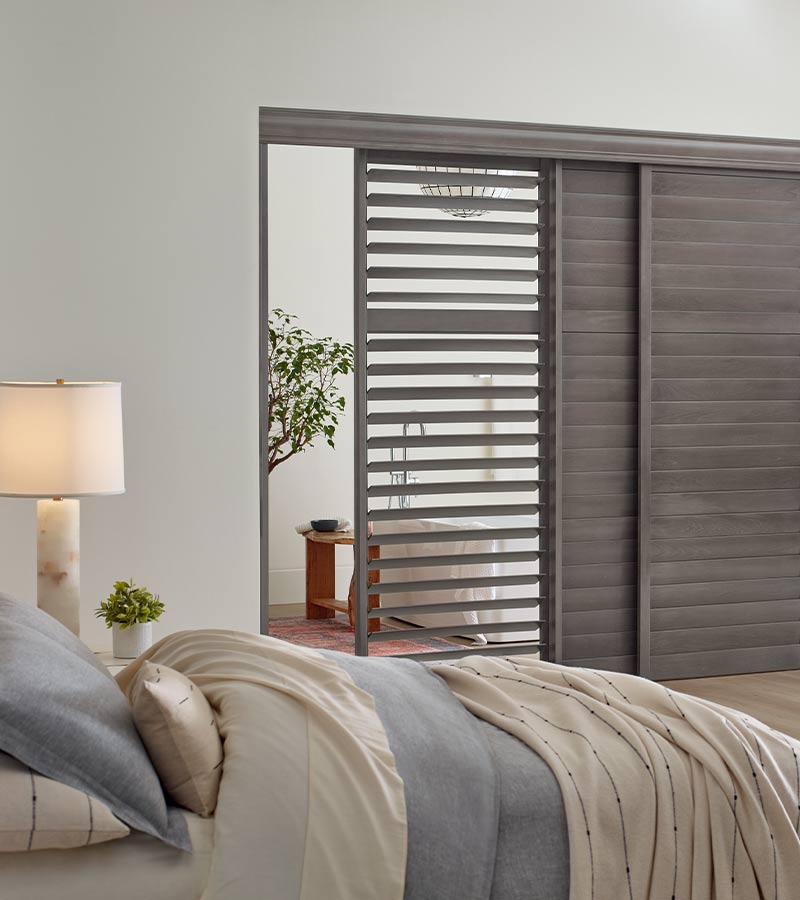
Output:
373 515 540 643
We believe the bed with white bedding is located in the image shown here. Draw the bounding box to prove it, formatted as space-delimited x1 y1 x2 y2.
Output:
3 606 800 900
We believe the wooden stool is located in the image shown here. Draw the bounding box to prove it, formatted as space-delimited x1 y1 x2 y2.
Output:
302 530 380 633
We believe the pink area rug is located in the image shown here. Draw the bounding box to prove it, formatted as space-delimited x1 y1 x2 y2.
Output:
269 614 457 656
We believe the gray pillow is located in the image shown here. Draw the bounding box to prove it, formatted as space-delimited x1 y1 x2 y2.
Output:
0 594 189 851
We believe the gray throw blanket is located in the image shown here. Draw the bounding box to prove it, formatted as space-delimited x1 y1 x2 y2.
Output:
323 652 569 900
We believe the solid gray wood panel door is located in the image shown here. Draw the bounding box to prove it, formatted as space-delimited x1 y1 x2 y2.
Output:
642 167 800 680
559 162 640 673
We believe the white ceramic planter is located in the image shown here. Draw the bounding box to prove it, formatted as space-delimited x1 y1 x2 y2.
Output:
112 622 153 659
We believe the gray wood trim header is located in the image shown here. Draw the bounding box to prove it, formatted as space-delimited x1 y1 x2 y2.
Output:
259 107 800 172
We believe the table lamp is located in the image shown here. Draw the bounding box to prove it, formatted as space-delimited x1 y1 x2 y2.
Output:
0 381 125 636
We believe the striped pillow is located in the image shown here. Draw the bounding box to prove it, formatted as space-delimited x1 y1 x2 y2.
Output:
129 662 223 817
0 752 129 851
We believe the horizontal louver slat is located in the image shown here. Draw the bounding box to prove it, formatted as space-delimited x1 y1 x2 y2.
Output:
367 242 540 258
367 479 541 497
367 307 540 334
371 596 541 617
367 169 543 188
369 550 541 570
369 527 543 546
367 193 541 212
367 216 541 234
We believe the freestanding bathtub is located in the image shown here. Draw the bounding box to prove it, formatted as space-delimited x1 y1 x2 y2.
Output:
373 515 540 643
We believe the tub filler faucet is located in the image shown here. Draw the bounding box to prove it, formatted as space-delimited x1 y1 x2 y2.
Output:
388 421 426 510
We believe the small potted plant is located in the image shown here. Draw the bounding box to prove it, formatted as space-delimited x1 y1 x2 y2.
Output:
95 578 165 659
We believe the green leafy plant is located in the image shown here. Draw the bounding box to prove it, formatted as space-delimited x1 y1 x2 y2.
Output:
94 579 165 629
268 307 355 472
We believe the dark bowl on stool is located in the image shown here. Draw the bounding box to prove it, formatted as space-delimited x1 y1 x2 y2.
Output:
311 519 339 532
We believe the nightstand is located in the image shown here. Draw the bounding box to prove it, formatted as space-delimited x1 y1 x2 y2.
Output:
95 651 130 676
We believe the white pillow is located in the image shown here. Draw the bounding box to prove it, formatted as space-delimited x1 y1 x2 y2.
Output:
129 662 223 817
0 752 129 851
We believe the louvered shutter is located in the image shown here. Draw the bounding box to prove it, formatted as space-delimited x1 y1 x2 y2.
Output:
353 149 548 658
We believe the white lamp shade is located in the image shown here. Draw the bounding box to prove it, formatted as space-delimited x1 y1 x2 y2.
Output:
0 382 125 497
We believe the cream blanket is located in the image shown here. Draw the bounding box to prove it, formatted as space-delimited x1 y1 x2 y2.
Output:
434 655 800 900
117 630 407 900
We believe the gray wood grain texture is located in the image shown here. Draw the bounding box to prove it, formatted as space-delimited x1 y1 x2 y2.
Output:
563 516 637 542
560 164 639 673
367 241 540 258
652 597 800 630
653 533 800 562
653 445 800 470
651 511 800 539
366 148 541 170
367 456 542 473
652 422 800 447
369 527 542 546
367 265 541 282
654 291 800 314
260 107 800 171
541 158 563 663
651 577 800 608
366 307 539 334
564 378 637 403
354 150 369 655
638 165 653 677
369 503 541 522
367 216 540 235
651 645 800 680
652 379 800 401
647 168 800 679
367 168 542 188
368 409 540 425
367 292 542 304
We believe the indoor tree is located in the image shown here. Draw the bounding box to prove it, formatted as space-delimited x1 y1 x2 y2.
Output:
267 307 355 473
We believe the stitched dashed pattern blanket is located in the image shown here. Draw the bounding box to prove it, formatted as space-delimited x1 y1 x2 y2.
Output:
433 655 800 900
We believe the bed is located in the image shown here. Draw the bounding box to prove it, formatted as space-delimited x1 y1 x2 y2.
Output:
0 628 569 900
4 619 800 900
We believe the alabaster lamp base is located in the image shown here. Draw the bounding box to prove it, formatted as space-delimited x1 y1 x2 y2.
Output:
37 498 80 636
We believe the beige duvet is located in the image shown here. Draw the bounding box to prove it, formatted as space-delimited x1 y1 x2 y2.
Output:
0 630 407 900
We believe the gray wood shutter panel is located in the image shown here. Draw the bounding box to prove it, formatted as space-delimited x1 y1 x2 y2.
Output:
354 150 547 658
642 168 800 680
559 162 641 673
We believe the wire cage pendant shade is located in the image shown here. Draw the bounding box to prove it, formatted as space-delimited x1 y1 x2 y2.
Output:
417 166 514 218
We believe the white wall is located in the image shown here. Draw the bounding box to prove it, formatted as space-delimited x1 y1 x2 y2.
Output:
1 0 799 645
267 146 354 604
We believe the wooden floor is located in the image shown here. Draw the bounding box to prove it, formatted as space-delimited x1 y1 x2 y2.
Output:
664 670 800 741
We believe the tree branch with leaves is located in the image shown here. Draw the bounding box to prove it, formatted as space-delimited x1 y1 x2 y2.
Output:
267 308 355 473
